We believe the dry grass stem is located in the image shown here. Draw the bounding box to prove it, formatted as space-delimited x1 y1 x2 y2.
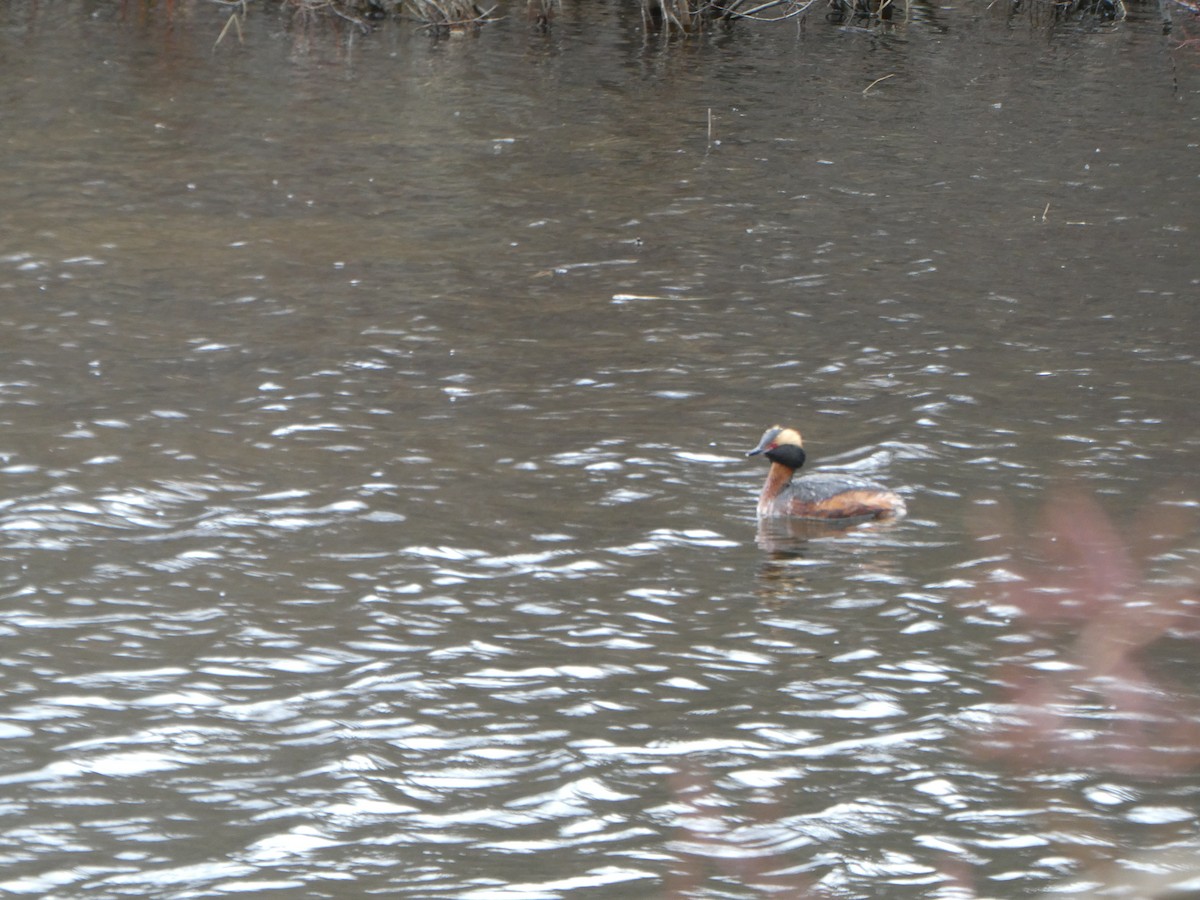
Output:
862 72 896 94
213 5 245 48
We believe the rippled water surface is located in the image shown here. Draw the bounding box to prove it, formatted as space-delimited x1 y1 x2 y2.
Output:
2 1 1199 897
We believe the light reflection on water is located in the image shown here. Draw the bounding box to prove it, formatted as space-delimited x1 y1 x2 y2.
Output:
2 0 1199 897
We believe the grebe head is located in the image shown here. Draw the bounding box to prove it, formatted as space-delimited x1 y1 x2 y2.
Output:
746 425 807 470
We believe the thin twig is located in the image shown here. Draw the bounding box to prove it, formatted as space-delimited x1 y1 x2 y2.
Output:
862 72 896 94
213 6 245 49
411 2 500 29
728 0 787 15
328 2 371 33
724 0 817 21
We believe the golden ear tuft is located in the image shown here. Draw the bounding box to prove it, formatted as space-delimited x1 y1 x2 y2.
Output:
776 427 804 447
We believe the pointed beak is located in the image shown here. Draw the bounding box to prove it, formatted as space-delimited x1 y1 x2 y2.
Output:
746 437 771 458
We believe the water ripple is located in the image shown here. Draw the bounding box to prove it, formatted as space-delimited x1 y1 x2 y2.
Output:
1 8 1197 897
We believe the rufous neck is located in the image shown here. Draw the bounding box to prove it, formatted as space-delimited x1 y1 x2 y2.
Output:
758 461 795 515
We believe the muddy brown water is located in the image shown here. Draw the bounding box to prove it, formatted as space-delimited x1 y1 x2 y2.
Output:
1 1 1199 897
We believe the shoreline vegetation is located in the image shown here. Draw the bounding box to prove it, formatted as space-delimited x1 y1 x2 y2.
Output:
246 0 897 34
201 0 1147 38
219 0 910 36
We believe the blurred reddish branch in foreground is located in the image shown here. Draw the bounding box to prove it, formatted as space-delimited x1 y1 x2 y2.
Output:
973 488 1200 775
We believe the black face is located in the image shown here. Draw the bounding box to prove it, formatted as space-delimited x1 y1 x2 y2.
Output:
764 443 806 470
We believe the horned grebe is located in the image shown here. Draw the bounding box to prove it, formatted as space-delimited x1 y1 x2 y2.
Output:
747 425 906 520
